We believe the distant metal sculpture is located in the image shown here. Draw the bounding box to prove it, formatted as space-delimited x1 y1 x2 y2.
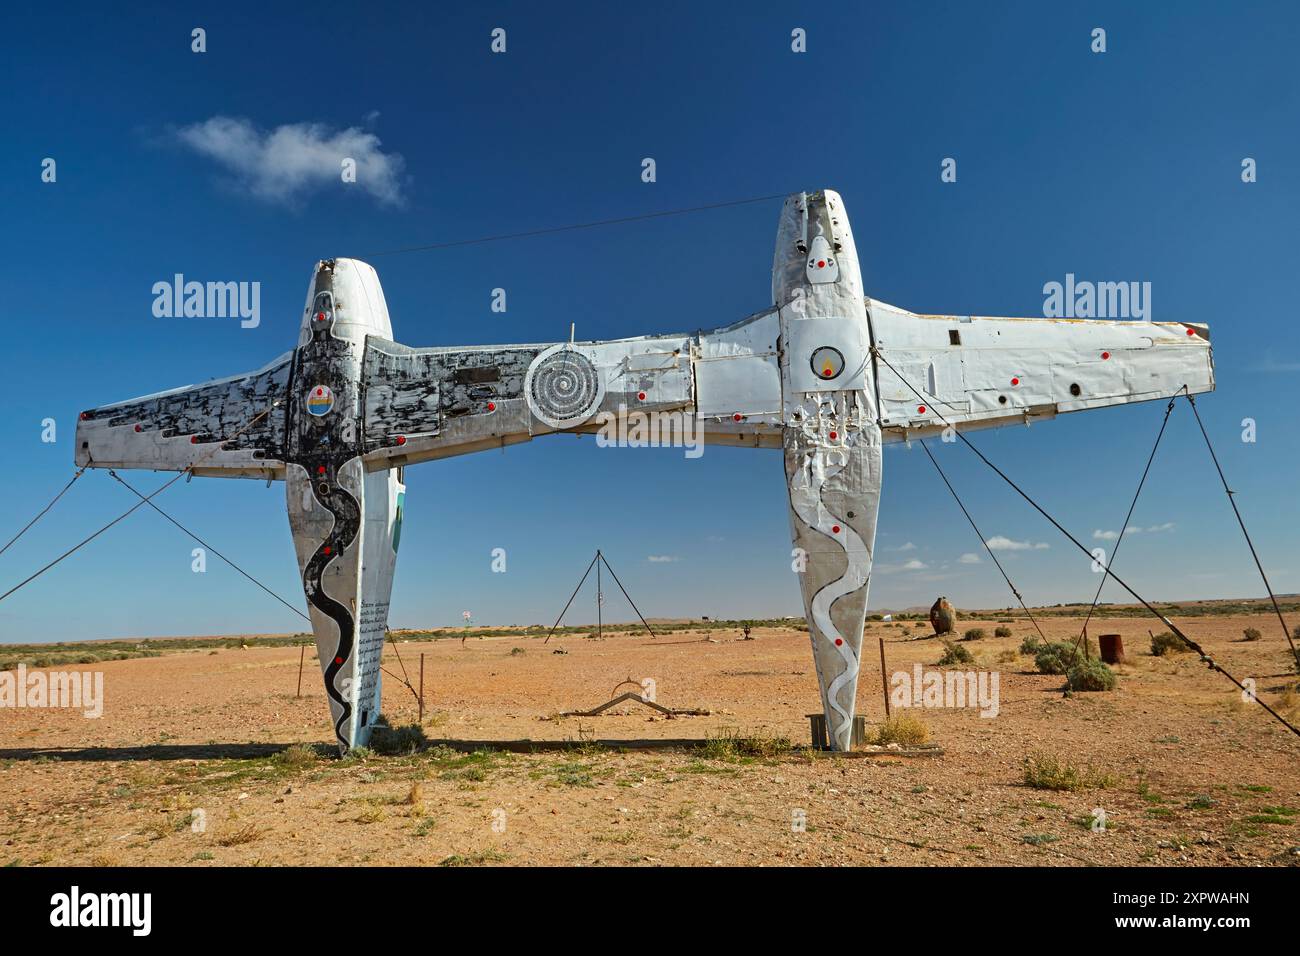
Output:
73 190 1214 752
930 597 957 636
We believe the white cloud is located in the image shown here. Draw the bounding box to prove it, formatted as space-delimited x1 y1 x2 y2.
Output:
958 553 981 564
1093 522 1172 540
985 535 1049 551
175 116 405 206
897 542 917 552
876 558 930 575
1252 358 1300 373
646 555 679 563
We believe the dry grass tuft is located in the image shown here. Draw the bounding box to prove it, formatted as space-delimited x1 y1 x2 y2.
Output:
871 713 931 747
216 823 267 847
1023 751 1117 791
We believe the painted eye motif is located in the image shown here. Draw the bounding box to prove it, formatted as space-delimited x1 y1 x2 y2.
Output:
810 346 845 380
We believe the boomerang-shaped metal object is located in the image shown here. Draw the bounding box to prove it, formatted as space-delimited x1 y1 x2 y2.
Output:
74 190 1214 752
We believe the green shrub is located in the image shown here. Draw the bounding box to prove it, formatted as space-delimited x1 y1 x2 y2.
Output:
994 626 1013 638
1019 636 1042 655
703 728 792 760
937 640 973 666
962 628 986 642
1034 641 1079 675
1150 631 1190 656
1241 627 1261 642
272 744 320 771
1066 658 1116 692
1023 752 1118 791
369 723 429 756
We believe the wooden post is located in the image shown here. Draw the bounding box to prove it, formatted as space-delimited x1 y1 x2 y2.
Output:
878 637 891 718
418 653 425 724
296 644 305 698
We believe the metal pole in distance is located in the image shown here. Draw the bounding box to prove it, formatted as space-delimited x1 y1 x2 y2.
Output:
544 551 600 643
599 552 657 639
419 653 425 724
878 637 891 718
296 644 306 698
596 550 603 641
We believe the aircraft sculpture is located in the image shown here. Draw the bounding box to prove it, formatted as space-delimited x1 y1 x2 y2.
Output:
74 190 1214 753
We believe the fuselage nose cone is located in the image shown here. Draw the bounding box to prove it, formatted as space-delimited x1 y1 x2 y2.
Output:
805 235 839 284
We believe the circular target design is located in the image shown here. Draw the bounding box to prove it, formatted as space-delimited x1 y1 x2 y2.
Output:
525 346 605 429
810 346 846 381
306 385 335 416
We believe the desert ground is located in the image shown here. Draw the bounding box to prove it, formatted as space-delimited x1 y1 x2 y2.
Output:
1 606 1297 867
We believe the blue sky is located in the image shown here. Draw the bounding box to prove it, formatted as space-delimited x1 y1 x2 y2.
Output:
3 1 1299 642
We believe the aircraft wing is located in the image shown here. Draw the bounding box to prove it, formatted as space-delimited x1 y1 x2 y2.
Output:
361 307 784 468
74 352 292 478
868 300 1214 439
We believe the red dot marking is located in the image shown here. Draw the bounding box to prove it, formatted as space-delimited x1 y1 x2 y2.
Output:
1101 351 1110 360
733 413 743 422
1186 328 1195 336
316 387 323 396
832 525 841 534
190 436 199 444
317 312 326 322
334 656 343 665
395 435 407 446
487 402 496 412
134 424 142 433
817 260 825 268
80 412 90 421
317 465 326 474
834 638 844 646
323 546 331 555
637 391 646 401
829 431 838 440
918 405 927 414
1011 377 1020 386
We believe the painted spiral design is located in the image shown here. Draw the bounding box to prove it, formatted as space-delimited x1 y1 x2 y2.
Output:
527 348 602 428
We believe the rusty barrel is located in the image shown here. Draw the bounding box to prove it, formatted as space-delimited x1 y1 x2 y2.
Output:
1099 633 1126 664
